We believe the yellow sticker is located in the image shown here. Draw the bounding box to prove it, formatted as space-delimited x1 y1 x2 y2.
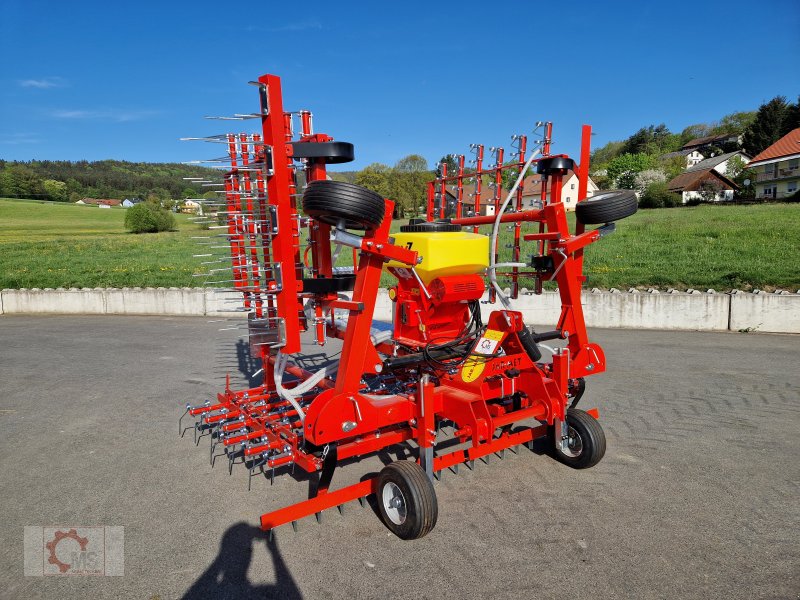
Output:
483 329 504 341
461 357 485 383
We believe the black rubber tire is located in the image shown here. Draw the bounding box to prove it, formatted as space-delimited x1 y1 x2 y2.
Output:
303 180 385 230
288 141 355 164
549 408 606 469
575 190 638 224
400 219 462 233
376 461 438 540
301 274 356 294
536 156 575 174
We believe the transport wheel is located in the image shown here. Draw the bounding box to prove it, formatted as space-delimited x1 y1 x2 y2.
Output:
288 141 355 164
400 219 462 233
303 180 385 230
536 156 575 174
575 189 638 224
377 461 438 540
549 408 606 469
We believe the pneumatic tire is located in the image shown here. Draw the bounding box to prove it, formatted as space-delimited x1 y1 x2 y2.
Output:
548 408 606 469
377 461 438 540
303 180 385 230
575 190 638 224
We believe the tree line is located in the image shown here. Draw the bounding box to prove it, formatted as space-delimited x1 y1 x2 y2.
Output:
0 159 217 203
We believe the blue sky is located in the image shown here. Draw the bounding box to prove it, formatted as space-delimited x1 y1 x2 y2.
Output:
1 0 798 171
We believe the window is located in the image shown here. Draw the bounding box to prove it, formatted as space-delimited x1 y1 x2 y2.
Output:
570 183 575 189
788 159 799 170
787 181 798 194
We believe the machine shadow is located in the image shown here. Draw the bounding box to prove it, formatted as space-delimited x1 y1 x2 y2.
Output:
236 339 263 388
182 521 303 600
235 338 339 388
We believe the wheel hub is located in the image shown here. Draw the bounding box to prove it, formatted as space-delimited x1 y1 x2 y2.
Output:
382 482 407 525
563 426 583 458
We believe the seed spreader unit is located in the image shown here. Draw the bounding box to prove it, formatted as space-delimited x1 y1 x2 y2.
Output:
181 73 637 539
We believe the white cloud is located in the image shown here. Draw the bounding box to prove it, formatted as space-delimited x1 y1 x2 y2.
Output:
0 133 40 144
19 77 66 89
51 108 161 122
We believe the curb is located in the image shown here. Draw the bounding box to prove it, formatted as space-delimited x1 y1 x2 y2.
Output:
0 287 798 334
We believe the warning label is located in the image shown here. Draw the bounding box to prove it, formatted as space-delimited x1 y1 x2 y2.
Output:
473 329 503 355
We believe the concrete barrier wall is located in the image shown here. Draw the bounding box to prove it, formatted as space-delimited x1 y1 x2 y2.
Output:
1 287 798 333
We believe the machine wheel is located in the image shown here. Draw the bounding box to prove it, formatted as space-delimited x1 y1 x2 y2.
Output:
377 461 438 540
536 156 575 175
575 190 638 224
549 408 606 469
303 180 385 230
288 141 355 164
400 219 462 233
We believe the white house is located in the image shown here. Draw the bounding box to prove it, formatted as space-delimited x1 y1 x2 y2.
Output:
449 171 599 215
746 128 800 200
666 169 738 203
661 149 705 169
685 151 751 176
181 199 204 215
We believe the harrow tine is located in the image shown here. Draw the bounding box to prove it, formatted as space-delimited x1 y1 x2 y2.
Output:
449 464 459 476
337 505 344 515
466 460 474 471
179 406 189 436
267 529 274 541
291 521 298 533
357 497 365 508
315 512 322 524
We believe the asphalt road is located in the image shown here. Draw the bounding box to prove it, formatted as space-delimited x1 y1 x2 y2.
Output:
0 316 797 600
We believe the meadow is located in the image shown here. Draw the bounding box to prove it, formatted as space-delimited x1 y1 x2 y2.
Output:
1 198 798 291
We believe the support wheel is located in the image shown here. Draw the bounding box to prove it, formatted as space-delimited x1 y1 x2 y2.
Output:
549 408 606 469
575 190 637 224
377 461 438 540
303 180 385 230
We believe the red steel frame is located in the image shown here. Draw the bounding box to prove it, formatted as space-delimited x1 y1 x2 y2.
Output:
186 74 608 535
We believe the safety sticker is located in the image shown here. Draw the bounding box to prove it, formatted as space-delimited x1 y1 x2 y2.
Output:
473 329 503 355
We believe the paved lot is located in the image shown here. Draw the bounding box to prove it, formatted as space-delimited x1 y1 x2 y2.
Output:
0 315 797 600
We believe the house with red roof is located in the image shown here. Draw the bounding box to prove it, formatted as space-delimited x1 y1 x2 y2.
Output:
746 128 800 200
666 169 738 204
447 171 599 216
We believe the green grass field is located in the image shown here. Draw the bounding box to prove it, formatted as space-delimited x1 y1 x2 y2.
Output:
1 198 798 291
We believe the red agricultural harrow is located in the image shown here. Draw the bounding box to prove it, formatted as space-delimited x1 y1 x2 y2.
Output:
180 73 637 539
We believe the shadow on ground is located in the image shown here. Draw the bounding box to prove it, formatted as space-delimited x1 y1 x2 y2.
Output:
182 522 302 600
